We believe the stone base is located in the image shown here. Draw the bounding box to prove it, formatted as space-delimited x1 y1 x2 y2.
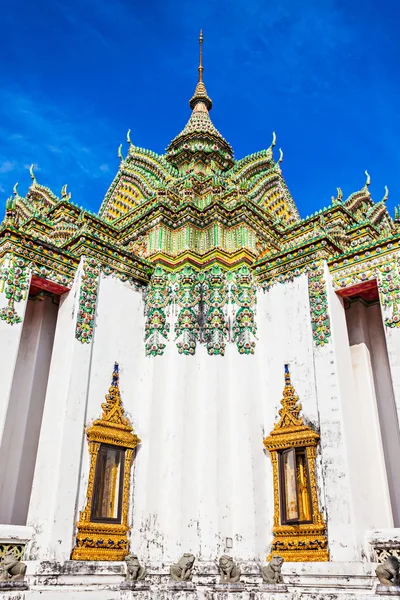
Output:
159 581 197 600
0 581 29 591
376 585 400 595
0 580 29 600
119 580 151 600
120 581 150 590
252 584 291 600
211 583 247 599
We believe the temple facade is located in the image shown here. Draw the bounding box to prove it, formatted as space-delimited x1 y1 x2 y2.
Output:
0 33 399 599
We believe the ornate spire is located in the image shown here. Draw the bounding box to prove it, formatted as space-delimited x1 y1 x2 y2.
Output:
166 31 233 170
189 30 212 111
274 364 304 430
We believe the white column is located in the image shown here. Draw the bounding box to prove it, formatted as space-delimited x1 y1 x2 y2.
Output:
26 259 97 562
319 264 367 559
0 295 58 525
0 258 31 448
362 303 400 527
345 301 394 528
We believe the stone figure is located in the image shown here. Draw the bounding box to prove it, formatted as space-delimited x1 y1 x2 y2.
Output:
125 554 146 582
170 553 195 582
218 555 241 584
0 550 27 582
261 556 284 584
376 556 400 586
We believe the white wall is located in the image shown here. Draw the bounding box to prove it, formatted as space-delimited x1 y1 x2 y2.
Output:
25 265 389 564
0 295 58 525
26 260 97 561
74 272 337 564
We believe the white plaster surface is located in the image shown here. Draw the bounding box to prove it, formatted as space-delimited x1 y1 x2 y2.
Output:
366 305 400 527
75 272 330 564
344 301 394 530
0 296 58 525
26 259 98 562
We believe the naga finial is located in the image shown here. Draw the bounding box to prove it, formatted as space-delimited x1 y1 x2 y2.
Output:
365 170 371 187
29 164 36 182
278 148 284 164
13 182 19 196
118 144 123 161
127 129 131 144
271 131 277 148
61 184 68 198
382 185 389 202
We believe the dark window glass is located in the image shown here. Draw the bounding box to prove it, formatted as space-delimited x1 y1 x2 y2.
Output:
91 444 125 523
279 448 313 525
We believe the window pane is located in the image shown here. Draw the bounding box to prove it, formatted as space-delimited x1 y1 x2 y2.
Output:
92 446 124 521
296 452 312 521
283 449 299 521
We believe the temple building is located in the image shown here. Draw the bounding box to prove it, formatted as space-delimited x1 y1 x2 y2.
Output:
0 33 399 599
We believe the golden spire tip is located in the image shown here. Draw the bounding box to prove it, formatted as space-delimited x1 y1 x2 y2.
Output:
198 29 204 83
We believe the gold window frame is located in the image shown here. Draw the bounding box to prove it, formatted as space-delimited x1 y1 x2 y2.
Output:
71 362 141 561
263 365 328 562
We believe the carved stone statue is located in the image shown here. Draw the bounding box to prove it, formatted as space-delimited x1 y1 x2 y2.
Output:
0 550 27 582
170 553 195 582
376 556 400 586
218 555 241 584
261 556 284 584
125 554 146 582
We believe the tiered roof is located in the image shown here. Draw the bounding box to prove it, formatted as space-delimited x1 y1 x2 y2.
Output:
0 33 398 291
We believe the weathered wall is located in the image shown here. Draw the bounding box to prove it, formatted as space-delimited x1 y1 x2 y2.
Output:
22 265 397 564
26 260 96 561
0 295 58 525
74 271 344 563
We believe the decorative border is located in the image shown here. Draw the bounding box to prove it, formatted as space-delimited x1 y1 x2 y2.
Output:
75 258 101 343
0 255 30 325
144 264 258 356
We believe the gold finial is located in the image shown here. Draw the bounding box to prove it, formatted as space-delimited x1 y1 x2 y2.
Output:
198 29 204 83
61 184 68 198
365 170 371 187
337 187 343 200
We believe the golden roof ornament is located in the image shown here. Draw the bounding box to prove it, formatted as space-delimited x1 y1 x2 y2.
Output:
189 30 213 111
274 364 303 430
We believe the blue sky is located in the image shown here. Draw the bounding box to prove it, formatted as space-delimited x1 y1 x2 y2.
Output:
1 0 399 218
